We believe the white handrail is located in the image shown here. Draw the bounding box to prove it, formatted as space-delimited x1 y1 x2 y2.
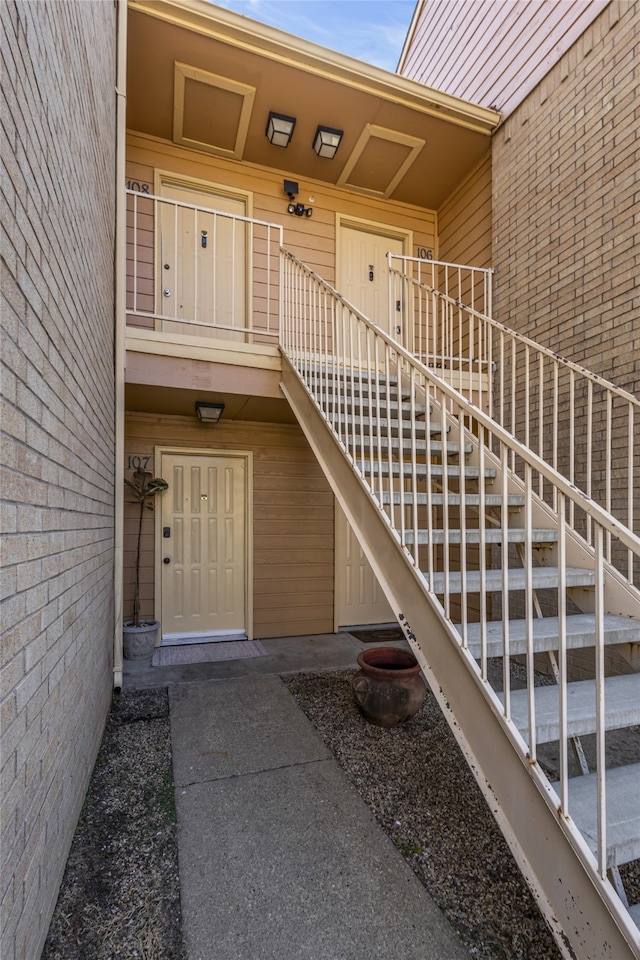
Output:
389 266 639 583
125 189 283 341
280 248 640 910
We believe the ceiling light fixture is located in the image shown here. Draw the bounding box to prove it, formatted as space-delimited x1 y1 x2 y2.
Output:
313 125 343 159
195 401 225 423
266 112 296 147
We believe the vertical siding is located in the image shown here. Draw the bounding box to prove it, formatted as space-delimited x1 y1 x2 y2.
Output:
0 2 116 958
125 415 335 639
438 154 492 268
400 0 610 118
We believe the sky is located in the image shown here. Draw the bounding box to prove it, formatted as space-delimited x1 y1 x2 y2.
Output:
212 0 417 73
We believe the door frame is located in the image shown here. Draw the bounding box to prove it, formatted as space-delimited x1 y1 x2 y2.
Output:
154 446 253 641
335 213 413 295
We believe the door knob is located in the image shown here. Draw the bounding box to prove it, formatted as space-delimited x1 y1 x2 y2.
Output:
163 557 171 564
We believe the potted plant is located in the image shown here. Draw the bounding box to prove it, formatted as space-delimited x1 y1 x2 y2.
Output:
123 467 169 660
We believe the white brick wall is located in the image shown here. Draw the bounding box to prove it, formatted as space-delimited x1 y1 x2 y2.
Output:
1 2 117 956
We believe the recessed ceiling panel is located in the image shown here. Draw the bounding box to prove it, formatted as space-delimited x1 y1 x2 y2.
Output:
173 62 255 159
338 125 425 199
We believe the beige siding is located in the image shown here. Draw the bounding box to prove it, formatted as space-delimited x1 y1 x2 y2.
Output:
1 2 116 958
438 154 492 268
400 0 610 118
126 133 438 289
125 415 335 638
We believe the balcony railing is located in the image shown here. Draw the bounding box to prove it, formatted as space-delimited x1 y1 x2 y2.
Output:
126 188 283 344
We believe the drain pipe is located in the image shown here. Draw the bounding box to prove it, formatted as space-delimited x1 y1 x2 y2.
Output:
113 0 127 691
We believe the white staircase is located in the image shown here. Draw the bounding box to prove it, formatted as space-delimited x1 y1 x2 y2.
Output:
279 250 640 959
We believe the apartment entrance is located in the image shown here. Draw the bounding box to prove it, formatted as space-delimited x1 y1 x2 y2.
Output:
157 450 251 644
156 173 249 339
337 218 409 334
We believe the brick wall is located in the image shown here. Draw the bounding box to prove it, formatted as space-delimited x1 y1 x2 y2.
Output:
492 0 639 572
1 2 117 957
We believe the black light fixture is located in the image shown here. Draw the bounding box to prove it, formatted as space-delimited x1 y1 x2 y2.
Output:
195 401 225 423
283 180 313 218
313 125 343 159
266 112 296 147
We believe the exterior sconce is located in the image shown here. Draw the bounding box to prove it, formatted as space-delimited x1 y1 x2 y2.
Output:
266 112 296 147
313 125 343 159
195 401 225 423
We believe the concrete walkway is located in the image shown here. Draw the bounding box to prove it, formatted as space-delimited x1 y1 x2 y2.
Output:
126 634 471 958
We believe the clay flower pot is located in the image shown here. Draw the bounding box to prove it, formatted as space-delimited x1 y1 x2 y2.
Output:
352 646 426 727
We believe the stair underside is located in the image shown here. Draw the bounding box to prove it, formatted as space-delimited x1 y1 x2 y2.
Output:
551 763 640 868
504 673 640 742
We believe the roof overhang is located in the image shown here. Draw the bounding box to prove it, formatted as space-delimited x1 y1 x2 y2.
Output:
127 0 501 209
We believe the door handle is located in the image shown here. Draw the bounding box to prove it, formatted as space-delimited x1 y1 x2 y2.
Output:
163 288 171 297
163 557 171 564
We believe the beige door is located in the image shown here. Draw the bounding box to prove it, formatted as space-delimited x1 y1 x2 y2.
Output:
339 225 405 334
160 453 247 643
158 179 247 339
335 505 394 628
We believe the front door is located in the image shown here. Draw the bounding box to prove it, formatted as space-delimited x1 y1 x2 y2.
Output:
159 452 248 644
158 177 247 340
335 505 394 628
339 224 405 335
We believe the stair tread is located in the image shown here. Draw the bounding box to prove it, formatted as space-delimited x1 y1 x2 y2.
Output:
460 614 640 657
424 567 595 594
506 674 640 742
404 528 558 545
358 437 471 455
336 414 446 436
365 462 496 479
379 492 526 507
551 763 640 867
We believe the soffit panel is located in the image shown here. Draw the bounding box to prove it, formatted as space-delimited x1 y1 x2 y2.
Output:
127 8 495 209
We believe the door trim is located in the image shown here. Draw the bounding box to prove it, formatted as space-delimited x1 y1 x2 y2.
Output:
335 213 413 293
154 446 253 641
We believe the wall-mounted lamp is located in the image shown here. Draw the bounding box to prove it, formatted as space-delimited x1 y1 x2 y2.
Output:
266 112 296 147
313 125 343 159
195 401 225 423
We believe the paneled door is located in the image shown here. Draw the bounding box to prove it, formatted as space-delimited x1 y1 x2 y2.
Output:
335 505 394 628
158 177 247 339
159 453 248 644
339 223 405 335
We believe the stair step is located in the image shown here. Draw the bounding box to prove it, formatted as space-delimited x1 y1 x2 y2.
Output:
552 763 640 868
338 414 447 438
505 674 640 743
322 397 427 417
358 436 471 457
378 491 526 508
423 567 596 594
403 528 557 545
461 614 640 658
364 461 496 480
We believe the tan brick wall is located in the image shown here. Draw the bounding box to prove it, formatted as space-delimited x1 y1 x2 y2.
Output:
492 0 640 574
1 2 116 957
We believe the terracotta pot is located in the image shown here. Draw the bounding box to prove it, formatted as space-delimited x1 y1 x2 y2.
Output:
352 646 426 727
123 621 159 661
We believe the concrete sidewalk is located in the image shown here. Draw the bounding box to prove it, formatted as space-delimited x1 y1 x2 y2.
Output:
166 641 472 959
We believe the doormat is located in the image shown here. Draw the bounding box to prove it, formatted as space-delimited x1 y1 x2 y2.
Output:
152 639 269 667
350 627 405 644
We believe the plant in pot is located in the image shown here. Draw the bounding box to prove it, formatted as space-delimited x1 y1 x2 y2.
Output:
123 467 169 660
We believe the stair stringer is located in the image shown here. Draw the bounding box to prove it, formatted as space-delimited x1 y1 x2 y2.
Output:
280 357 640 960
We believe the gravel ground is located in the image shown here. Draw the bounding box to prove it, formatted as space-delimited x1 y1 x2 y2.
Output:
42 671 639 959
41 689 185 960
